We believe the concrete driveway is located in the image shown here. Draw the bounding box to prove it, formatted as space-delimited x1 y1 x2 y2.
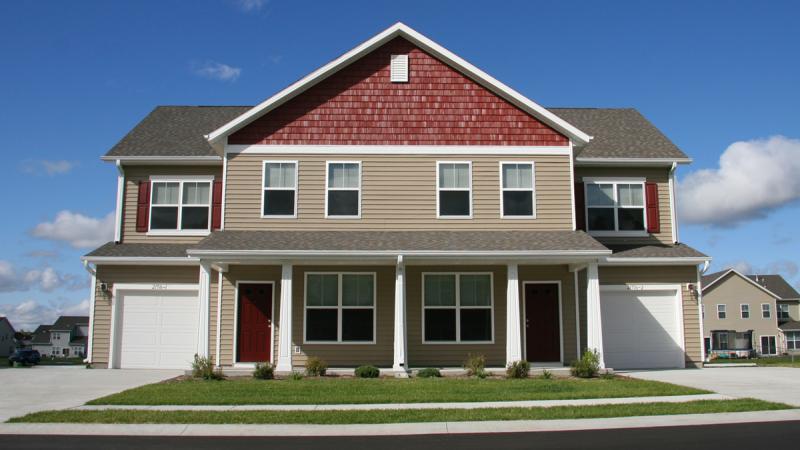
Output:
0 366 180 421
626 367 800 407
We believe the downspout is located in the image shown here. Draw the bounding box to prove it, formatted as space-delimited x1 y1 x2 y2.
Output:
82 260 97 364
114 161 125 243
669 162 679 243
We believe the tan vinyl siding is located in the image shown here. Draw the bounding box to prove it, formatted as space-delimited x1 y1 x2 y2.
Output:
406 265 507 367
518 265 578 363
574 167 673 245
599 265 701 367
90 265 200 367
225 153 573 230
121 165 222 243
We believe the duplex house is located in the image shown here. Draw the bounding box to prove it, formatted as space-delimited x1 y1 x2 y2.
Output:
81 23 709 372
0 317 15 357
31 316 89 358
702 270 800 358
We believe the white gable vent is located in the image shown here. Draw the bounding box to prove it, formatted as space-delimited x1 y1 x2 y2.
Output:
390 54 409 83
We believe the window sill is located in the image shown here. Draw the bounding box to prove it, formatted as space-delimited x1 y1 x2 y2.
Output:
500 215 537 220
324 216 362 220
261 215 298 219
302 341 376 345
146 230 211 237
421 340 495 345
437 215 473 220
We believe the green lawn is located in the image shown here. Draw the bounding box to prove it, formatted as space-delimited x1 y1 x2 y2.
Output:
708 356 800 368
10 399 789 424
88 377 708 406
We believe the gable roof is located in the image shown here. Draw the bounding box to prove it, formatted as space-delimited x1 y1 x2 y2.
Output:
0 316 14 333
31 325 52 344
701 268 782 299
746 275 800 300
50 316 89 331
206 22 592 148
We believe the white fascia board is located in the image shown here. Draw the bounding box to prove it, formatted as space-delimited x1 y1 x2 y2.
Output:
226 144 572 156
80 256 200 266
206 22 591 147
700 268 782 299
186 249 612 258
574 157 693 167
601 256 711 266
101 156 222 165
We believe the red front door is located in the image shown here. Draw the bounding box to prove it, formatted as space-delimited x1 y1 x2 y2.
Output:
237 284 272 362
525 283 561 362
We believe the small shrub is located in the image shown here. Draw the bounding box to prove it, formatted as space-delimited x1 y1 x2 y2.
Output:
539 369 553 380
599 370 615 380
570 349 600 378
416 368 442 378
191 354 224 380
252 362 275 380
475 369 489 379
355 365 380 378
506 360 530 379
305 356 328 377
288 371 304 380
463 353 486 377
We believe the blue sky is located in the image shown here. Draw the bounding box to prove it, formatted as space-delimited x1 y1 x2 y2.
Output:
1 0 799 329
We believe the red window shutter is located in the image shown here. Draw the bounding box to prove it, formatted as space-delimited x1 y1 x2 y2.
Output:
135 180 151 233
574 182 586 231
211 179 223 230
645 182 660 234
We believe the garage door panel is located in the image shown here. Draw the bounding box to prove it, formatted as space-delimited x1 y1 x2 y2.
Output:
601 287 683 370
118 289 199 369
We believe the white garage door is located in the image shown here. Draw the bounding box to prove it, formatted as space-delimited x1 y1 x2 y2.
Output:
117 290 199 369
600 286 684 369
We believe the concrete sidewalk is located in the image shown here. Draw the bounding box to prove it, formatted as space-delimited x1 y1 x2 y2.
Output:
2 409 798 437
73 393 730 411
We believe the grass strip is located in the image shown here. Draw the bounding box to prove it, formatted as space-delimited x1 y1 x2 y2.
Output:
11 399 789 425
88 377 709 406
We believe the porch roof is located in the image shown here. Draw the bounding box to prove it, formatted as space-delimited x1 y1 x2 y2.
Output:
606 243 708 259
779 321 800 332
188 230 610 257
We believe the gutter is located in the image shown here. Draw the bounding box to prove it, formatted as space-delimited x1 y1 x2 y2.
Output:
186 249 613 258
100 156 222 166
574 157 693 167
81 256 200 266
601 256 712 266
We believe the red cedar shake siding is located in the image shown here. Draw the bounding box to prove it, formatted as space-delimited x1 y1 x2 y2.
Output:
230 37 568 146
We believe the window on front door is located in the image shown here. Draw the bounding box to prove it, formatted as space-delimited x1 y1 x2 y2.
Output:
423 273 493 343
585 181 646 233
437 162 471 217
500 162 535 217
760 336 777 355
326 162 361 217
263 161 297 217
304 273 375 343
150 180 211 231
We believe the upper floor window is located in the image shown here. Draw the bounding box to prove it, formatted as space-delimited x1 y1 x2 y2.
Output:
150 177 212 232
585 180 646 235
778 303 790 320
263 161 297 217
762 303 772 319
326 162 361 218
437 162 472 218
500 162 535 218
717 304 726 319
740 304 750 319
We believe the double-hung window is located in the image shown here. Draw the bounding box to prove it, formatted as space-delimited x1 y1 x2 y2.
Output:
741 304 750 319
150 177 212 232
500 162 535 217
585 180 646 234
437 162 471 217
263 161 297 217
423 273 493 343
762 303 772 319
326 162 361 217
778 304 790 320
786 331 800 350
305 273 375 343
717 304 726 319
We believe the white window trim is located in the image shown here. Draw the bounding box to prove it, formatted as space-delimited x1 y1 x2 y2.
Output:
582 177 648 237
717 304 726 319
303 272 376 345
324 161 362 219
761 303 772 319
261 160 298 219
436 161 473 219
778 303 790 320
499 161 536 219
147 175 214 236
421 272 495 344
785 331 800 350
521 281 564 363
740 303 750 319
233 281 276 365
759 335 777 355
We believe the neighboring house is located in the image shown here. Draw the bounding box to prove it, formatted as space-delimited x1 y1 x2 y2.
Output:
31 317 89 358
701 269 800 358
0 317 15 357
81 23 709 372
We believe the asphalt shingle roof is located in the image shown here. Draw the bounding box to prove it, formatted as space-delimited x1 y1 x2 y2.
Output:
85 242 197 258
746 275 800 300
606 243 707 259
104 106 687 161
31 325 51 344
190 230 610 253
51 316 88 331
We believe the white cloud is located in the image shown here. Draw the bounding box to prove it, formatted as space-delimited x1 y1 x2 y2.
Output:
679 136 800 227
19 159 77 176
0 261 87 293
0 299 89 331
234 0 268 12
31 211 114 249
193 61 241 81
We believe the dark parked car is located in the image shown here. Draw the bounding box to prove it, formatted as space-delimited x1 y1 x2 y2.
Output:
8 349 41 366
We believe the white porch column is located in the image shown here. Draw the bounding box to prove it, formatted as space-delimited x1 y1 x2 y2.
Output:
585 263 605 368
506 263 522 365
197 262 212 358
393 255 408 373
276 263 294 372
